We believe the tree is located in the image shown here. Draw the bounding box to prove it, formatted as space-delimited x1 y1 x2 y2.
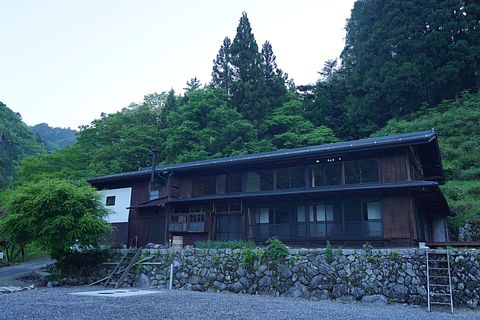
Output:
0 102 46 189
211 37 233 95
0 179 112 260
265 92 339 149
162 87 267 163
260 41 288 119
184 77 202 93
319 59 337 82
228 12 267 123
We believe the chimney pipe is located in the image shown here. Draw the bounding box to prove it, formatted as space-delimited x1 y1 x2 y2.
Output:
150 148 158 183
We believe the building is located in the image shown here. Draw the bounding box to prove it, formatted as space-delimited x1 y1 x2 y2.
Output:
88 130 452 248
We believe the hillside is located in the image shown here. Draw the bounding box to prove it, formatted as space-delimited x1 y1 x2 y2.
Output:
0 102 46 189
375 93 480 228
31 123 77 151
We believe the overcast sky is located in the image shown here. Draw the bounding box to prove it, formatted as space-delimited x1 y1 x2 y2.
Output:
0 0 356 129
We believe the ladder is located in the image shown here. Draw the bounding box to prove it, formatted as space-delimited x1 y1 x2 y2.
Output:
103 247 143 288
426 249 454 314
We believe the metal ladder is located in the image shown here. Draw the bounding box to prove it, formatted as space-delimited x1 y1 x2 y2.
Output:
88 247 143 288
426 249 454 314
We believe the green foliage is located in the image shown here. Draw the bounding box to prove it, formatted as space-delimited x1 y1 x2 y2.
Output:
376 92 480 227
0 179 112 260
55 249 110 276
390 250 400 261
240 247 263 268
265 237 288 262
324 241 333 263
194 240 256 250
311 1 480 139
0 102 46 189
30 123 77 151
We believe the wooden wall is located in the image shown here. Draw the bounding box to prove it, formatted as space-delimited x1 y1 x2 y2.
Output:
380 152 408 183
381 196 415 243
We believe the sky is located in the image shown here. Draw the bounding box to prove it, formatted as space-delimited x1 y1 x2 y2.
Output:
0 0 356 129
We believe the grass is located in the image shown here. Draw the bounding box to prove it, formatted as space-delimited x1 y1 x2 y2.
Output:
194 240 256 249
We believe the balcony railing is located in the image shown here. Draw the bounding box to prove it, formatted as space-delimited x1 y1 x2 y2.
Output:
169 212 207 233
249 221 383 241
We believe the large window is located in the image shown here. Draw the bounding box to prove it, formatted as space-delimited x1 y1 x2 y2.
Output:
218 172 243 193
217 215 242 241
276 166 305 189
246 169 274 192
344 159 379 184
227 173 243 193
311 162 342 186
253 206 290 239
248 199 382 241
192 175 217 196
309 204 333 237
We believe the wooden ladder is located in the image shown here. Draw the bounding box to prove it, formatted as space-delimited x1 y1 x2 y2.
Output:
101 247 143 288
426 249 454 314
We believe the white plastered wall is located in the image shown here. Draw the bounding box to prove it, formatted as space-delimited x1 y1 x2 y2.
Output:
97 187 132 223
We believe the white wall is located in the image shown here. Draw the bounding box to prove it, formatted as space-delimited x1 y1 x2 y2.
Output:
97 187 132 223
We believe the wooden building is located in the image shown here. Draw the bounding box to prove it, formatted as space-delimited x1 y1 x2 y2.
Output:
89 130 452 248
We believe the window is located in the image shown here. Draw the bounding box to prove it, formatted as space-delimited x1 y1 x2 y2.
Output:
296 206 306 223
217 215 242 241
309 204 334 238
344 161 361 184
246 169 274 192
325 163 342 185
192 176 217 196
276 166 305 189
226 173 243 193
256 208 270 224
215 203 241 213
345 159 379 184
360 159 379 183
311 163 342 186
363 201 382 236
150 182 160 200
105 196 116 206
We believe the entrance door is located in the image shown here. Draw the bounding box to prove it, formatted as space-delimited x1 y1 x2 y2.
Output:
216 215 242 241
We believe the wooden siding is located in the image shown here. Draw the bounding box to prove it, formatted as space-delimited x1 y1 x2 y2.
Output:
382 196 414 241
380 152 408 183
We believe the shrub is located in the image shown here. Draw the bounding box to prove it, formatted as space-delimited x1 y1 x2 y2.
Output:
55 249 110 277
265 238 288 262
324 241 333 263
194 240 256 249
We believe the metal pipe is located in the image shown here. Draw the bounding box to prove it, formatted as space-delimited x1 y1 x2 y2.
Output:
150 149 158 183
169 263 174 290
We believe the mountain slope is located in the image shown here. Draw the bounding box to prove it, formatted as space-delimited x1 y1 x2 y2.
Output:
31 123 77 151
375 92 480 228
0 102 46 189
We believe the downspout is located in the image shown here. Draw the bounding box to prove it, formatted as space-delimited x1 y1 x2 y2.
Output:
150 148 158 184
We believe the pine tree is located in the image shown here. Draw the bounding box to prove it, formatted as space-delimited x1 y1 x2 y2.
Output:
211 37 233 95
229 12 266 122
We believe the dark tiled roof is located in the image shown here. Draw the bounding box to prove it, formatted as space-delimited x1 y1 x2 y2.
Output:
88 130 441 184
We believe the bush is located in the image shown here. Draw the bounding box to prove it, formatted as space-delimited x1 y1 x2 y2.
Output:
194 240 256 249
55 249 110 277
324 241 333 263
265 238 288 262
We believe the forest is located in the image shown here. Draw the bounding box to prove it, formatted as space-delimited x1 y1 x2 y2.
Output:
1 1 479 233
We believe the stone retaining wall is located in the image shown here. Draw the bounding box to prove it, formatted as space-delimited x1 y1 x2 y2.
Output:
97 248 479 309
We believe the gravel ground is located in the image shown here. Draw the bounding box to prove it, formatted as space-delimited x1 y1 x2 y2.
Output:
0 286 478 320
